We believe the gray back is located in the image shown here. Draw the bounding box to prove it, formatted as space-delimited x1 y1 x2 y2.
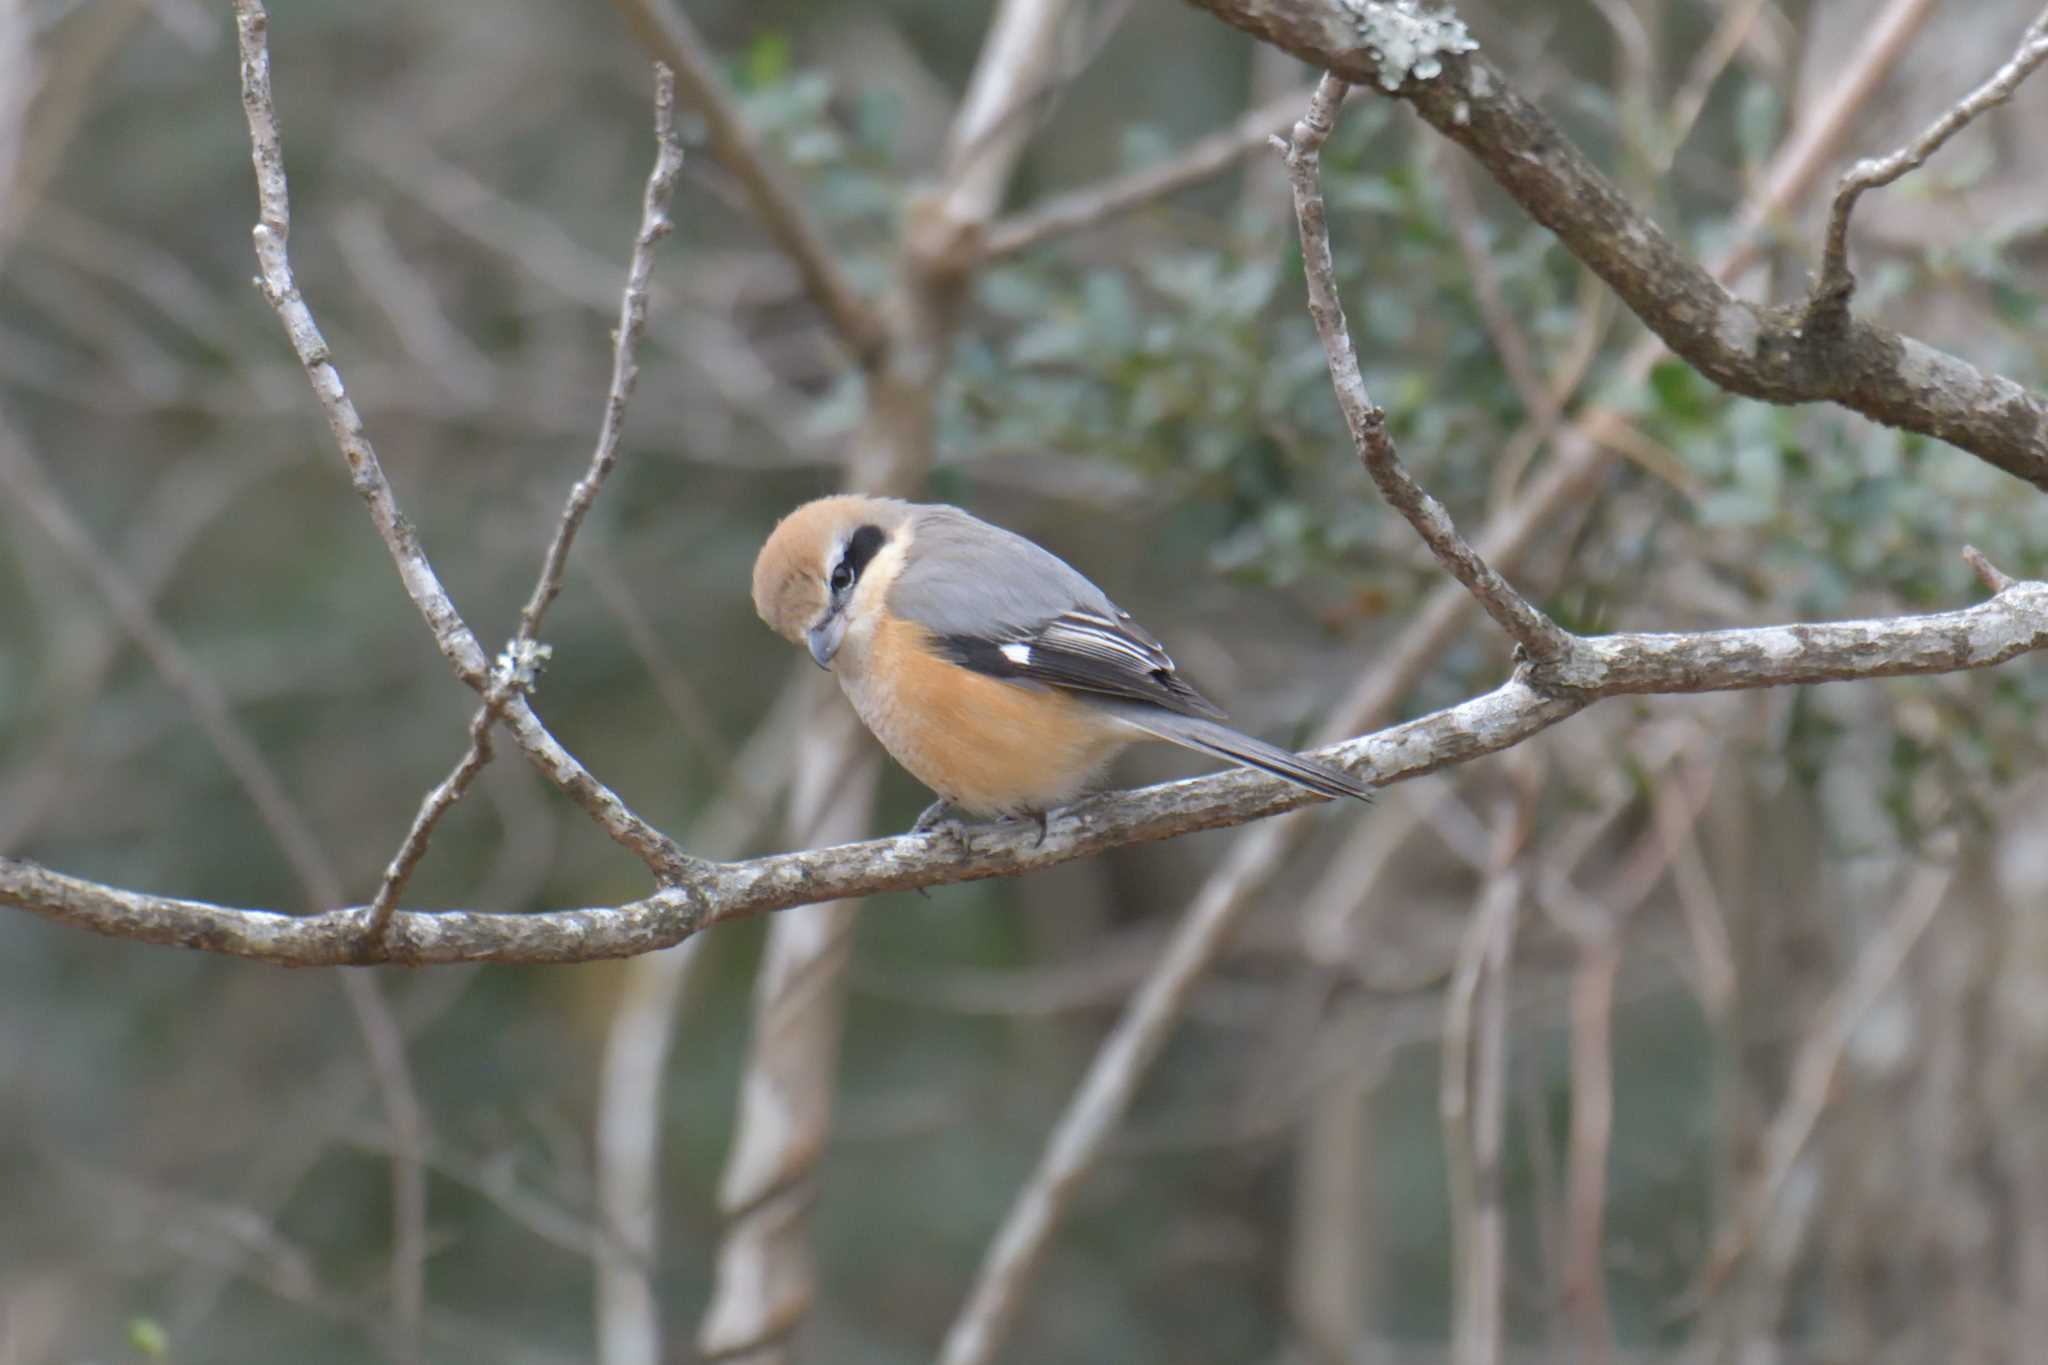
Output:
889 504 1117 639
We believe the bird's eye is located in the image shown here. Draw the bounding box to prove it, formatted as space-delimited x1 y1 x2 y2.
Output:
830 562 854 593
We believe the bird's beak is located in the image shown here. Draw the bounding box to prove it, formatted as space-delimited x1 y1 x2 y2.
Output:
807 611 846 670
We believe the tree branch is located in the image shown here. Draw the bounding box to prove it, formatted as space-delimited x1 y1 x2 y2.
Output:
366 64 685 937
8 570 2046 965
1176 0 2048 490
232 0 695 883
1277 72 1573 663
1814 7 2048 313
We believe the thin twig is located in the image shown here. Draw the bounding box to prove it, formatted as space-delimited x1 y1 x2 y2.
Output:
981 83 1314 259
517 66 683 643
364 65 685 935
363 644 544 941
608 0 886 365
231 0 695 883
1814 7 2048 310
1277 74 1573 665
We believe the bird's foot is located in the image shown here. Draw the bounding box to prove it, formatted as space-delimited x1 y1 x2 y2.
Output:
911 801 1049 850
912 799 975 849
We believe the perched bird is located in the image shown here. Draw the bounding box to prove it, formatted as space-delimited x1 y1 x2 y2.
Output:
751 495 1371 835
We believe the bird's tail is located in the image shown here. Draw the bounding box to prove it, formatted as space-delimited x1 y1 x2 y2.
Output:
1099 703 1372 803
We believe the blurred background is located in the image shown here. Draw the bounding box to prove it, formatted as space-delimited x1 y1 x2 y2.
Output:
3 0 2048 1361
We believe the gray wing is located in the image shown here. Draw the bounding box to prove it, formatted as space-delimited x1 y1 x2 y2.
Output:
889 505 1226 721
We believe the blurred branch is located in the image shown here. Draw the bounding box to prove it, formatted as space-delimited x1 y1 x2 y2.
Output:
232 0 695 884
1434 149 1547 424
0 449 289 853
1813 6 2048 315
1692 849 1957 1301
696 704 877 1364
1562 938 1618 1365
1659 0 1771 167
366 64 685 939
595 676 809 1365
1443 797 1527 1365
333 205 496 407
0 409 429 1365
609 0 887 365
0 415 338 899
1177 0 2048 490
980 83 1312 259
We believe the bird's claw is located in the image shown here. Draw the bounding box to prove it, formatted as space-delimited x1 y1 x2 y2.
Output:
911 801 1049 850
912 799 974 851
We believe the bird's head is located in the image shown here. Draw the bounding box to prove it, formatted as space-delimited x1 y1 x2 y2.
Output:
751 494 912 669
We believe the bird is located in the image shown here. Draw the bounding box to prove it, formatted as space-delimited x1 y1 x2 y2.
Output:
750 494 1371 838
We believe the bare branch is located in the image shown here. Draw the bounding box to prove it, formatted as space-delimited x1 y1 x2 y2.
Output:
608 0 887 365
231 0 694 882
8 582 2031 942
1815 7 2048 311
367 65 685 935
1177 0 2048 490
364 644 543 941
1277 72 1571 662
981 84 1313 259
1727 0 1937 275
519 65 682 644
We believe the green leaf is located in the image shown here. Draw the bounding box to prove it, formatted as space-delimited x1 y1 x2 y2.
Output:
741 32 790 89
128 1318 170 1360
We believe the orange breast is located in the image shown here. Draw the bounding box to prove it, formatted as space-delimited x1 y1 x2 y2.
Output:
845 615 1129 816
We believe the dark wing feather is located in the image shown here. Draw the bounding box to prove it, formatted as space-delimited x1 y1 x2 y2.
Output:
935 606 1227 721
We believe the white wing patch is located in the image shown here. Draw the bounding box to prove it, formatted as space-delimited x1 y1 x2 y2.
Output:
1041 611 1176 675
999 642 1033 666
